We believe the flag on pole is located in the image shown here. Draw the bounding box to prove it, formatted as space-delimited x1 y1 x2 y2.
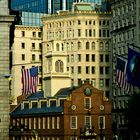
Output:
22 66 38 96
116 57 130 92
127 47 140 87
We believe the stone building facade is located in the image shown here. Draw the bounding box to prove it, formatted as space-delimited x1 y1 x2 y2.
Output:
111 0 140 139
0 0 15 139
42 3 112 98
11 25 42 104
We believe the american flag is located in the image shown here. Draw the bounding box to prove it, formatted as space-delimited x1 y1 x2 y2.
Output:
116 57 130 92
22 66 38 96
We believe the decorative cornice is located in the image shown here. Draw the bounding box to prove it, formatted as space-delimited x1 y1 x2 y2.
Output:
15 25 42 31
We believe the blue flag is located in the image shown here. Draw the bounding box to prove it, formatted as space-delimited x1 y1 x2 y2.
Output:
127 48 140 87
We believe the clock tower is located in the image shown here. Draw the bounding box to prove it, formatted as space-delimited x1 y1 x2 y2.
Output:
0 0 15 139
43 40 71 97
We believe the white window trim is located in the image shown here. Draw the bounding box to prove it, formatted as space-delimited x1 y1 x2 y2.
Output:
70 116 77 129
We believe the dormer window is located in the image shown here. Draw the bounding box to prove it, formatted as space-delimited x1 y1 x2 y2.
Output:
32 102 37 108
24 102 29 109
41 101 47 108
50 100 56 107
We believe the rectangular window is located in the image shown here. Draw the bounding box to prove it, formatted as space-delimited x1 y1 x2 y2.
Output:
99 29 102 37
32 54 35 61
86 54 89 62
92 54 95 62
85 116 91 128
100 66 104 74
77 54 81 62
91 66 95 74
78 79 82 86
22 54 25 61
105 79 110 87
98 116 105 129
21 31 25 37
78 66 81 74
21 43 25 49
32 31 36 37
32 43 35 50
84 97 91 109
105 67 109 74
38 32 41 37
78 29 81 37
89 29 92 37
100 54 104 62
86 66 90 74
71 116 77 129
105 54 109 62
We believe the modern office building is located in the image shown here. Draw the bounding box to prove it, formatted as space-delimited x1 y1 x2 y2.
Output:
0 0 15 139
10 0 104 14
111 0 140 139
42 3 112 97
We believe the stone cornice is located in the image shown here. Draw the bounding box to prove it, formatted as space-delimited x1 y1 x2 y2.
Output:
0 15 15 22
15 25 42 31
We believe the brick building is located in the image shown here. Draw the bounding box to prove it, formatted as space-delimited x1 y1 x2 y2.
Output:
10 81 112 140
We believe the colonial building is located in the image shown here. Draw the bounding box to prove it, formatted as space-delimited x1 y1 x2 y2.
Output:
10 82 112 140
42 3 112 98
11 25 42 104
111 0 140 139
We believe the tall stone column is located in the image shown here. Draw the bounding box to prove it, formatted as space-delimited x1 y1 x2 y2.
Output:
0 0 14 139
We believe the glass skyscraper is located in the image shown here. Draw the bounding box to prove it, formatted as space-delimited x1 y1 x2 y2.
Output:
10 0 103 14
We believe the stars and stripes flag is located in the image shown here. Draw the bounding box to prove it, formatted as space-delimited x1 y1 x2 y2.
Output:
116 57 131 92
22 66 38 96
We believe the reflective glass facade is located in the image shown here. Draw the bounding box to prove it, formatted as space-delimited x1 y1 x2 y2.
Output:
10 0 103 14
21 12 47 26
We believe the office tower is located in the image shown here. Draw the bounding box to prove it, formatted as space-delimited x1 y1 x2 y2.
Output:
111 0 140 139
0 0 15 139
10 0 103 14
42 3 112 97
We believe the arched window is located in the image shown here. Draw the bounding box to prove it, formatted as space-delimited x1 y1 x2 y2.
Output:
77 41 81 50
86 42 90 50
55 60 63 72
56 43 59 51
91 42 95 50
